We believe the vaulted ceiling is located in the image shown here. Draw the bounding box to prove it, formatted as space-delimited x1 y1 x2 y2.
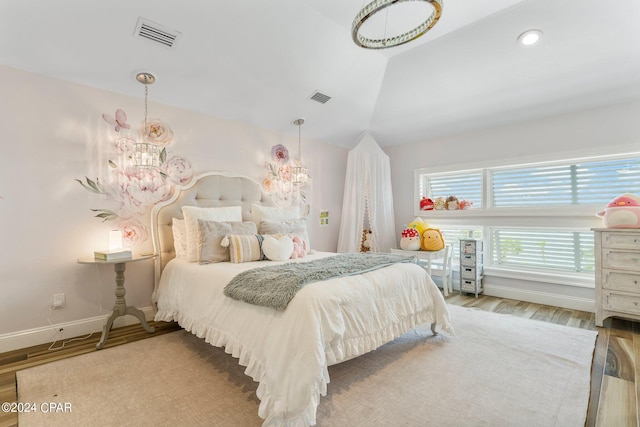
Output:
1 0 639 148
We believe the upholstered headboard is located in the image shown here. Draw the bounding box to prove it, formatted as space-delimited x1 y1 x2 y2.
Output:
150 171 276 291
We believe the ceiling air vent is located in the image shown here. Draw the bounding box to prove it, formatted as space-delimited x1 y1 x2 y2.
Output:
309 91 331 104
134 18 181 48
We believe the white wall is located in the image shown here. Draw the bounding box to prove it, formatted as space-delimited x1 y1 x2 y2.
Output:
385 100 640 310
0 65 348 350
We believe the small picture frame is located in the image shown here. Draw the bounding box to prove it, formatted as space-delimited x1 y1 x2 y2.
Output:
319 209 329 226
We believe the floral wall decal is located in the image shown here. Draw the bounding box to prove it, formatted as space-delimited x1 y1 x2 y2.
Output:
263 143 309 210
77 108 193 246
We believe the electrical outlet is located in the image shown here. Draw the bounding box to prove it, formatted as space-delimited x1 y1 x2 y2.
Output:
53 293 65 308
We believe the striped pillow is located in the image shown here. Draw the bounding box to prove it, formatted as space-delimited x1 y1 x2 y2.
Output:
227 234 267 263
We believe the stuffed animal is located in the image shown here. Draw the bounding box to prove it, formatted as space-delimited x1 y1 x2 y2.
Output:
434 197 446 210
408 217 428 237
596 193 640 228
291 235 307 258
446 195 459 210
400 226 421 251
458 199 473 210
361 230 373 252
420 197 434 211
421 228 445 251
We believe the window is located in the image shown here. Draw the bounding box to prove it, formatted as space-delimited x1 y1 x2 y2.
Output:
420 172 483 208
491 229 594 273
491 157 640 207
415 153 640 280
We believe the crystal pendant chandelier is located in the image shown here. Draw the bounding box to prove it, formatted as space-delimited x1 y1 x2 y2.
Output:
291 118 308 186
131 72 160 168
352 0 443 49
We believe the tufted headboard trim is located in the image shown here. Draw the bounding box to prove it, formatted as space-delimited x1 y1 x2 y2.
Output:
150 171 276 299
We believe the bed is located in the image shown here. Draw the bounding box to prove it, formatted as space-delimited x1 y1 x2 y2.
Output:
151 171 453 427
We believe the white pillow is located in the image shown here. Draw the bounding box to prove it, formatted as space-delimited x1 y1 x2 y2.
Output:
262 235 294 261
172 219 187 259
182 206 242 262
251 204 300 233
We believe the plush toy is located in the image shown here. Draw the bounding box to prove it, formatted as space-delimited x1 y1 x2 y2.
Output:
421 228 445 251
291 235 307 259
420 197 434 211
434 197 446 210
361 230 373 252
596 193 640 228
458 199 473 210
400 226 421 251
408 217 428 237
445 195 459 210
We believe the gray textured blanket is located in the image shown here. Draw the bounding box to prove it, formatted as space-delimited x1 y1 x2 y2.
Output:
223 253 417 311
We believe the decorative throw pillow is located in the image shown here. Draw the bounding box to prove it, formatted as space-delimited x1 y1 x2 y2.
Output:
260 219 311 251
227 234 267 263
262 235 294 261
172 219 187 259
251 204 300 233
182 206 242 262
197 220 257 264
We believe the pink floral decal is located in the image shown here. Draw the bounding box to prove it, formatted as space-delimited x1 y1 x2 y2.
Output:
144 119 174 146
77 108 194 247
163 155 193 185
271 144 289 163
262 144 308 208
119 219 148 245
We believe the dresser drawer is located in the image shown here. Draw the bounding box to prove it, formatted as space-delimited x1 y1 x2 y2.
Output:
603 270 640 292
461 266 482 279
461 240 482 254
460 254 481 267
604 291 640 315
461 279 480 293
602 232 640 250
603 249 640 271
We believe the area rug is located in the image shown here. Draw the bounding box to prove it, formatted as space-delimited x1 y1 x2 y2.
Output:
17 304 597 427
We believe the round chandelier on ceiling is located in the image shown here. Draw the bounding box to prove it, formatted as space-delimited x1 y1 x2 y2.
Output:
352 0 443 50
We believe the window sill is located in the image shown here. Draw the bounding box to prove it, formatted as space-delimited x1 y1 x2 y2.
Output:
414 205 602 218
483 266 594 289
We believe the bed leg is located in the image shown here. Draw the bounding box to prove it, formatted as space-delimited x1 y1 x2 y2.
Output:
430 322 438 335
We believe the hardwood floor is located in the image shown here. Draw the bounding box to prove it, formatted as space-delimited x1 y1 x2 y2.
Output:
0 295 634 427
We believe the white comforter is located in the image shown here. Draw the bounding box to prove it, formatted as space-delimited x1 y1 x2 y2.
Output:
154 252 453 426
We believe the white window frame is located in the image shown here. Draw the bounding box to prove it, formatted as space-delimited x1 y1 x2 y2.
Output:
414 151 640 218
413 149 640 288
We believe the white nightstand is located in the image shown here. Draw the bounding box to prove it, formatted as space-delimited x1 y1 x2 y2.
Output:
391 247 453 296
77 254 157 349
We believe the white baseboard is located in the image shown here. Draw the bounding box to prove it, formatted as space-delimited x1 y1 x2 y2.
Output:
0 306 156 353
483 284 595 313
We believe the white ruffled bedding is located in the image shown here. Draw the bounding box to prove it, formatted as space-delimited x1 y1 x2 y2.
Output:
154 251 453 426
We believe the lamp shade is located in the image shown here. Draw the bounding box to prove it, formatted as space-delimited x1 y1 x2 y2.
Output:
109 229 123 250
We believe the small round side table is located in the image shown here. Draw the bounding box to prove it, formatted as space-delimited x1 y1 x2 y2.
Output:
77 254 156 349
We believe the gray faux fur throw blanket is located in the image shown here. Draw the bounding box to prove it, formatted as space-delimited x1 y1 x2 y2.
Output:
223 253 417 311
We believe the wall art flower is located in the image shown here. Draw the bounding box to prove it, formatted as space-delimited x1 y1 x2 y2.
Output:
263 144 309 210
76 109 193 247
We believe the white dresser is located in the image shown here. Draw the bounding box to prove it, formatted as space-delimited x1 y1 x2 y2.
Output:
594 228 640 327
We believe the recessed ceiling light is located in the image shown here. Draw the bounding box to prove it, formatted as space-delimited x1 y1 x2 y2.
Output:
518 29 543 46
